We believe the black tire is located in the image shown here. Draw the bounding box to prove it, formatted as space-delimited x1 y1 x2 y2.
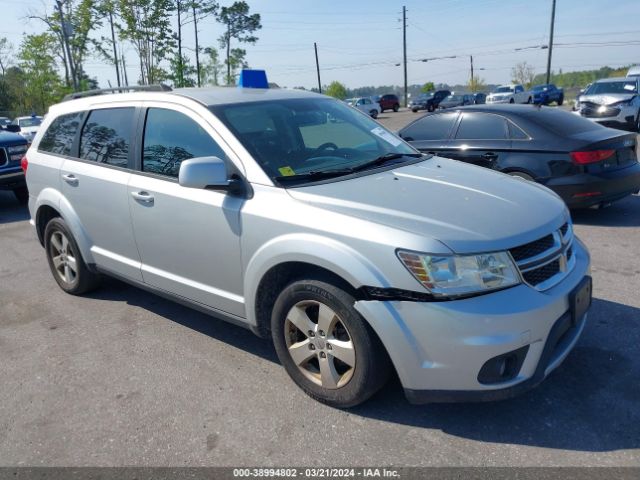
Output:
411 108 418 113
557 95 564 106
393 104 400 112
427 104 435 112
526 97 532 104
636 112 640 133
271 279 391 408
44 217 101 295
370 110 378 119
379 108 385 113
509 98 515 104
12 186 29 204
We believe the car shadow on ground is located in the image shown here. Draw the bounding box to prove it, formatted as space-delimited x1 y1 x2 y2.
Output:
353 296 640 453
87 276 638 453
85 276 280 364
572 194 640 227
0 191 29 224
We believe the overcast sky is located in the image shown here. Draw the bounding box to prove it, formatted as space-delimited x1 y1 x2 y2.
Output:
2 0 639 89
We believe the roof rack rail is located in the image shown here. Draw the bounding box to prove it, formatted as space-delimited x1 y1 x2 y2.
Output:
62 84 172 102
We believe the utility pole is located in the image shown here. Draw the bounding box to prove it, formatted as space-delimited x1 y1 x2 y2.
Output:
193 3 201 87
121 51 129 86
314 42 321 93
402 6 408 107
177 0 183 87
470 55 474 91
545 0 556 85
109 10 121 88
55 0 78 91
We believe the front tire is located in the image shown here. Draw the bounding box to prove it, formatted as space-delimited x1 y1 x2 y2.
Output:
44 217 100 295
271 279 391 408
557 95 564 106
393 104 400 112
508 171 535 181
370 109 378 119
509 98 515 104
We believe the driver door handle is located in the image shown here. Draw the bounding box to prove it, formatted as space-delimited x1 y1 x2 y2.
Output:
131 191 154 204
482 152 498 161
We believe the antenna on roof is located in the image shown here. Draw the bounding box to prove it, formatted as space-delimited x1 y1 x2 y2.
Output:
62 84 172 102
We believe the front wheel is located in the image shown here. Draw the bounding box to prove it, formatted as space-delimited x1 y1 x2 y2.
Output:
370 110 378 119
44 217 101 295
393 104 399 112
557 95 564 106
509 98 515 104
508 171 535 181
271 279 391 408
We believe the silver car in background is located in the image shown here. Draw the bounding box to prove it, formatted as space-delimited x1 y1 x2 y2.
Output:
24 87 591 407
574 77 640 132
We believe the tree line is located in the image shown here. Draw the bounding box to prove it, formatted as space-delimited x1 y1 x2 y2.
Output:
0 0 261 117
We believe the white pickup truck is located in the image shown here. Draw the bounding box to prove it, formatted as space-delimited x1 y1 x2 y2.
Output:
486 84 532 104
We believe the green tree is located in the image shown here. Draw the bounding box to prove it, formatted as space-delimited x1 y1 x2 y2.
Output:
216 1 261 85
117 0 175 84
511 61 536 88
420 82 435 93
325 81 347 100
169 54 197 87
468 76 486 92
17 34 67 113
201 47 223 86
29 0 102 91
189 1 219 86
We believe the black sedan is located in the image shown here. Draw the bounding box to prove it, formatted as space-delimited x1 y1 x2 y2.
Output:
398 105 640 208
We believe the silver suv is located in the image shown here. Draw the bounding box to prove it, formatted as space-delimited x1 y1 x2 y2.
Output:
25 86 592 407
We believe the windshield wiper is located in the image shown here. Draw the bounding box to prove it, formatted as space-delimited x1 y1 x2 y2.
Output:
274 168 355 182
351 152 423 172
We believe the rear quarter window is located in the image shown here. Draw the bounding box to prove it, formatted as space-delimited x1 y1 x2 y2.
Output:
38 112 84 156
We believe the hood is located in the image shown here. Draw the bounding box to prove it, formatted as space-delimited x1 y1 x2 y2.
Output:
287 157 568 254
579 93 636 105
0 131 26 143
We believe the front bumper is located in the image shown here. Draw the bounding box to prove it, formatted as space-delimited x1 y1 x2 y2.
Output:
354 237 591 403
486 97 511 104
0 168 26 190
573 107 638 131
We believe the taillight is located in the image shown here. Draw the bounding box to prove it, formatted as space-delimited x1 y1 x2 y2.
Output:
570 149 615 165
21 156 28 174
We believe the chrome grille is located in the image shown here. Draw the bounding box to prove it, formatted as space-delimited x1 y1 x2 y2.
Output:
580 102 620 118
509 222 575 291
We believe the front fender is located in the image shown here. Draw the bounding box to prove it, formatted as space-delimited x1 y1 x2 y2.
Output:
243 233 390 327
34 187 94 265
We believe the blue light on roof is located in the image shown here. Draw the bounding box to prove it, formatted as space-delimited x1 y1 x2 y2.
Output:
237 69 269 89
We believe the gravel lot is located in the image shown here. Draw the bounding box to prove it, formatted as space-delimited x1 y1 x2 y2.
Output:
0 112 639 467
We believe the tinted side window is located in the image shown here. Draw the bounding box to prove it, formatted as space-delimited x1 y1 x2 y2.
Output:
143 108 227 177
79 108 134 167
400 112 458 141
38 112 84 156
455 113 508 140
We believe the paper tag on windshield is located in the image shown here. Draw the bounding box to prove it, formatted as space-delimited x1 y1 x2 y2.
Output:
371 126 403 147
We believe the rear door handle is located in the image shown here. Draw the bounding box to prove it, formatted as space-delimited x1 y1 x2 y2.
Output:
131 191 154 204
482 152 498 161
61 173 79 185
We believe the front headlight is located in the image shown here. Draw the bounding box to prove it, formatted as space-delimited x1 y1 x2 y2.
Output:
397 250 520 297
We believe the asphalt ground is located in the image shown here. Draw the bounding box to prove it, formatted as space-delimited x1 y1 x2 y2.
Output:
0 111 638 467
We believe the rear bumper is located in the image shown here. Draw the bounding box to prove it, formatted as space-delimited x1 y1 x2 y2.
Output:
354 239 591 403
0 169 26 190
545 162 640 208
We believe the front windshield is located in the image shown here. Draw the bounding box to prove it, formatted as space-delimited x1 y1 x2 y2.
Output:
493 86 513 93
585 81 638 95
532 85 547 92
18 117 42 128
211 98 417 183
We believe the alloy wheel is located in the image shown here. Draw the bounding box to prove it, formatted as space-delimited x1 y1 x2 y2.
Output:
49 231 78 285
284 300 356 389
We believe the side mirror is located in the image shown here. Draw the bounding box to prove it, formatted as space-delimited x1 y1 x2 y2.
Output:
179 156 232 191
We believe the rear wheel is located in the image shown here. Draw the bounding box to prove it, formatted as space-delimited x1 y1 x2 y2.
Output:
557 95 564 106
393 104 400 112
12 186 29 204
370 109 378 119
44 217 101 295
427 104 435 112
509 98 515 104
526 97 532 104
271 279 391 408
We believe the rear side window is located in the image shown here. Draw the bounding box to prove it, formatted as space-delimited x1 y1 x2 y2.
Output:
400 112 458 141
38 112 84 156
455 112 508 140
525 108 602 135
142 108 227 177
79 108 135 167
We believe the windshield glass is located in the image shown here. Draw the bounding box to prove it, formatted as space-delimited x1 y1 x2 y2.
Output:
211 98 417 183
18 117 42 128
493 86 513 93
585 81 638 95
532 85 547 92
